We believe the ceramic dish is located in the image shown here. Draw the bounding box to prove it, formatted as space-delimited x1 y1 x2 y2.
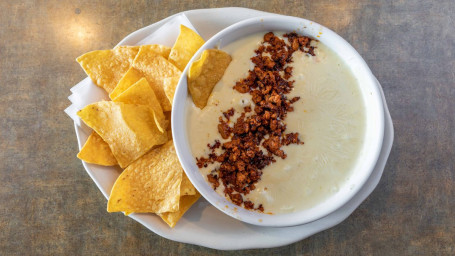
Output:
172 15 384 227
70 7 394 250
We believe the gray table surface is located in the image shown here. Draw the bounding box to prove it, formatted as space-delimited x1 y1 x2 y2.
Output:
1 1 454 255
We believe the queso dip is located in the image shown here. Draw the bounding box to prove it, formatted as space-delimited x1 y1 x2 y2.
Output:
187 32 365 214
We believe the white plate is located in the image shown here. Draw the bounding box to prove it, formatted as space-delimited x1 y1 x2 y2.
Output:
73 7 394 250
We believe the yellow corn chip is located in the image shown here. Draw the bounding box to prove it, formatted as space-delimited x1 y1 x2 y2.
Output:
163 76 180 106
124 171 197 216
77 132 118 166
114 46 141 63
76 46 139 94
180 172 197 196
169 25 205 71
109 45 171 99
167 130 173 141
107 141 183 213
165 111 173 140
145 44 172 59
159 192 201 228
188 49 232 109
109 67 143 100
164 111 172 121
113 78 167 132
133 47 182 112
77 101 167 168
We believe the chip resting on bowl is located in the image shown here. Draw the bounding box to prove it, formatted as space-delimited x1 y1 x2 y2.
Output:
77 101 167 168
168 25 205 71
76 46 140 94
188 49 232 109
107 141 183 213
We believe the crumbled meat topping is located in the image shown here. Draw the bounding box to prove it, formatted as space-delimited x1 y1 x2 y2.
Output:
196 32 315 212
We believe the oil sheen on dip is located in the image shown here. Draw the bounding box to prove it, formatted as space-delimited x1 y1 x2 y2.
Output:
186 32 366 214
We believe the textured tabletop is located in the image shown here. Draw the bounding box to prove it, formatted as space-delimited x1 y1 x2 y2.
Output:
1 1 454 255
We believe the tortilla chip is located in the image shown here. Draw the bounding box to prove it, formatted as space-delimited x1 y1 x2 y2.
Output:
164 111 173 140
159 192 201 228
163 76 180 106
124 171 197 216
108 45 171 99
114 46 141 63
144 44 172 59
77 132 118 166
113 78 167 132
188 49 232 109
77 101 167 168
164 111 172 121
180 172 197 196
133 47 182 111
165 130 172 141
109 67 143 100
169 25 205 71
76 46 139 94
107 141 183 213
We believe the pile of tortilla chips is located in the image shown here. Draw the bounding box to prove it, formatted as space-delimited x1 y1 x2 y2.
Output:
76 25 204 228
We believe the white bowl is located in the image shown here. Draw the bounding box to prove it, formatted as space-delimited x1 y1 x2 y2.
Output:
172 16 384 227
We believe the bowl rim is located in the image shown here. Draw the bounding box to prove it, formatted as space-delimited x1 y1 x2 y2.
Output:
172 15 384 227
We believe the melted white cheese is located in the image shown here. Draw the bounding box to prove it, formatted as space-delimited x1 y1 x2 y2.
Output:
186 32 365 214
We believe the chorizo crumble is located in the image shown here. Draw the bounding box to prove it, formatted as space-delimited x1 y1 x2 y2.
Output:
196 32 316 212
